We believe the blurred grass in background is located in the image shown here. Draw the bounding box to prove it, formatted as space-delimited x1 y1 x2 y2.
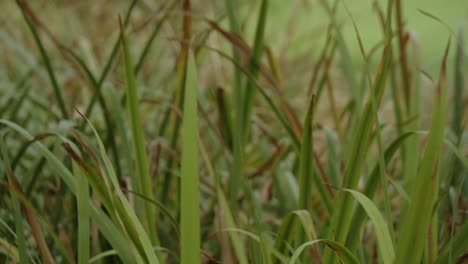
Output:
0 0 467 263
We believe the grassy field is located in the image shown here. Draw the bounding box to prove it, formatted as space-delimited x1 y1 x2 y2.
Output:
0 0 467 263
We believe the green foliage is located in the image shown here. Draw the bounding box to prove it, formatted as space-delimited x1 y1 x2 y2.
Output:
0 1 466 263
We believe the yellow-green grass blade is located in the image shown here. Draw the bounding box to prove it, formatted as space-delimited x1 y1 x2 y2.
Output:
343 189 394 263
180 51 200 264
119 18 158 246
394 41 450 263
0 135 28 264
260 232 273 264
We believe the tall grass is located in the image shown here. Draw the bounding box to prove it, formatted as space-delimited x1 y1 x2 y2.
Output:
0 1 466 263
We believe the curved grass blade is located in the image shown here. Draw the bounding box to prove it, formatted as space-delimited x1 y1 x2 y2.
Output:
0 120 136 263
81 114 160 264
273 210 320 264
343 189 394 263
289 239 359 264
346 131 416 251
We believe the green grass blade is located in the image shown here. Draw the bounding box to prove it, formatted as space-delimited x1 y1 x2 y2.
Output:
180 51 200 264
289 239 359 264
0 136 28 264
216 186 249 264
435 221 468 264
225 0 245 210
17 2 68 119
242 0 269 142
452 28 464 139
83 115 159 264
323 1 394 261
0 120 136 263
119 18 158 246
394 40 450 263
82 0 138 119
319 0 360 115
346 131 416 251
298 96 332 215
72 161 90 264
273 210 320 263
343 189 394 263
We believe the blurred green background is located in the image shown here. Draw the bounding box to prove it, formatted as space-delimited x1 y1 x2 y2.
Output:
266 0 467 73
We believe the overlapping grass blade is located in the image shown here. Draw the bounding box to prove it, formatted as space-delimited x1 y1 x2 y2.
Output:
0 120 136 263
323 1 394 261
346 131 416 251
119 17 159 247
82 114 160 263
216 186 249 264
435 221 468 263
343 189 394 263
289 239 359 264
394 40 450 263
273 210 319 264
0 136 28 264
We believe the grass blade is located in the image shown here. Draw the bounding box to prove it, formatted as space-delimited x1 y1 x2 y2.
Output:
0 120 136 263
343 189 394 263
119 17 158 247
394 40 450 263
72 161 90 264
289 239 359 264
0 136 28 264
180 51 200 264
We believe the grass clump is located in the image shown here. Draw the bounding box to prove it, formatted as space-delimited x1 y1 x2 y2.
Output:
0 0 466 263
